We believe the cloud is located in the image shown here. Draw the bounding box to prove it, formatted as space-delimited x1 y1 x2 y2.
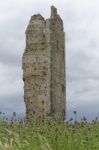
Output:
66 0 99 120
0 0 99 120
0 63 24 115
0 94 25 116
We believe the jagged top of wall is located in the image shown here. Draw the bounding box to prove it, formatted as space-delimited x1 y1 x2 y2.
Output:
26 6 63 33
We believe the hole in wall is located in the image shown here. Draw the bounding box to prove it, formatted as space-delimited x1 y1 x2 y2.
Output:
62 85 65 93
42 71 46 76
57 40 58 49
42 108 45 111
23 77 25 81
41 42 45 45
33 110 35 114
42 100 44 104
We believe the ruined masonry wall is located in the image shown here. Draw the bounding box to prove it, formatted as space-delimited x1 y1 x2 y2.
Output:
50 6 66 120
22 6 66 120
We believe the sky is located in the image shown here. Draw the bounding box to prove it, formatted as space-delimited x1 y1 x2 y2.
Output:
0 0 99 121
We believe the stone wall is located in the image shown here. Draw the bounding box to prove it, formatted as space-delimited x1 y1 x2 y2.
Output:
50 6 66 120
22 6 66 121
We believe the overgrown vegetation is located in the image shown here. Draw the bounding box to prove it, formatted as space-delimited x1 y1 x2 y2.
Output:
0 112 99 150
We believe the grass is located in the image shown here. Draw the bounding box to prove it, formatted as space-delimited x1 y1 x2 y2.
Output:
0 114 99 150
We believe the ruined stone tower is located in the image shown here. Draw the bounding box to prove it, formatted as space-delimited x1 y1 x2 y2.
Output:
22 6 66 121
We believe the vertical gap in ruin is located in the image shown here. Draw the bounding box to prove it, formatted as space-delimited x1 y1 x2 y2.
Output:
50 21 53 115
57 40 58 49
35 47 37 113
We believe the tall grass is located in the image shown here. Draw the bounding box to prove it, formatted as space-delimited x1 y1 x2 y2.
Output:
0 114 99 150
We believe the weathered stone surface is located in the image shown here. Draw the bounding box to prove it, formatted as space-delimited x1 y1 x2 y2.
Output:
22 6 66 121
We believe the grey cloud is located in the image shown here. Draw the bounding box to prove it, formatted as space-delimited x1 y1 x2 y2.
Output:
0 94 25 115
0 15 26 66
0 64 23 98
67 100 99 121
0 0 99 120
66 1 99 117
0 50 22 66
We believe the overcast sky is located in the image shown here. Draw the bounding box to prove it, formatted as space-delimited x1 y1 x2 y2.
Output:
0 0 99 121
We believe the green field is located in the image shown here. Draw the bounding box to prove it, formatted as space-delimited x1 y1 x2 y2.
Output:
0 116 99 150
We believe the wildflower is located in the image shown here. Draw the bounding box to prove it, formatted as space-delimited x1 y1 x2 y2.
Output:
13 112 16 117
73 111 77 114
69 118 73 122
